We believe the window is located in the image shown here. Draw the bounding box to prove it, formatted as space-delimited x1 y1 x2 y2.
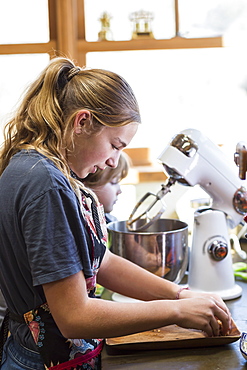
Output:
85 0 247 159
0 0 50 142
1 0 247 160
87 47 247 160
0 0 49 44
0 54 50 143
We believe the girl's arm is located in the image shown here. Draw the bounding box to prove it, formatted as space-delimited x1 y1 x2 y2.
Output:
98 249 231 318
43 249 231 340
97 248 179 301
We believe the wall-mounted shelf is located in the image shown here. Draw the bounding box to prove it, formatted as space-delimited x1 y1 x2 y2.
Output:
79 36 223 54
0 42 56 56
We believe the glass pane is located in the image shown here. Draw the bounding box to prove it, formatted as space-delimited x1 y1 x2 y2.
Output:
0 0 49 44
0 54 50 142
87 48 247 160
84 0 175 41
178 0 247 39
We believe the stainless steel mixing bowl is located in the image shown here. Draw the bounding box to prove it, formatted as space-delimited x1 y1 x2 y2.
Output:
107 219 188 284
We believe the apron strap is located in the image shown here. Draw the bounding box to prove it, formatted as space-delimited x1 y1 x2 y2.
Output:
0 309 9 363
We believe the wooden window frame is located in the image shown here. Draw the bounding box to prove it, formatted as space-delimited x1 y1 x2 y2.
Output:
0 0 223 66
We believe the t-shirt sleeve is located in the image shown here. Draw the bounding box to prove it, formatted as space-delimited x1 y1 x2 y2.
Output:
21 187 91 286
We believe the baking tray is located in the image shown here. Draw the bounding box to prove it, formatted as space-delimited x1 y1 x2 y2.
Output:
106 320 241 354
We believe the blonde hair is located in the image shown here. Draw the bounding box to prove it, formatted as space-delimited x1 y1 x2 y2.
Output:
0 57 141 196
83 152 130 188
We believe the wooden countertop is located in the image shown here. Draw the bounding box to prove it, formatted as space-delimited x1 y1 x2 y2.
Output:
101 280 247 369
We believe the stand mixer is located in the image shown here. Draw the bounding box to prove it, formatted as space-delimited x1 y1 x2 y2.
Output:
128 128 247 300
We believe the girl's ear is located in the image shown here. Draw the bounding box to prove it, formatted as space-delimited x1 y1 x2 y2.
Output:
74 110 91 134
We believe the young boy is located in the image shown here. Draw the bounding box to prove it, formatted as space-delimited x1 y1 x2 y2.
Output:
83 153 130 297
83 152 130 223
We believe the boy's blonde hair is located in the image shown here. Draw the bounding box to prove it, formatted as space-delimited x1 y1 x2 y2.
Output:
83 152 130 188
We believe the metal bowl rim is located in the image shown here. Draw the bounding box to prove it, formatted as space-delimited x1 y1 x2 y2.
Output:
107 218 188 235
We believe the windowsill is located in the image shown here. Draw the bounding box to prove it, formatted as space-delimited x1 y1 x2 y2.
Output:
122 148 168 184
122 164 168 184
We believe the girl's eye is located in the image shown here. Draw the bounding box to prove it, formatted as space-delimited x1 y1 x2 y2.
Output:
112 144 119 150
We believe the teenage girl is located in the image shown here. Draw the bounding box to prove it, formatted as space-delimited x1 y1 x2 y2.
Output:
0 57 231 370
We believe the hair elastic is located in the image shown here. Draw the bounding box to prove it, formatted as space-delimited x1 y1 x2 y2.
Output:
176 286 190 300
67 67 82 81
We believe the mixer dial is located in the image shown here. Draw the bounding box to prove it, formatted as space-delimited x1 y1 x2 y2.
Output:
208 240 228 261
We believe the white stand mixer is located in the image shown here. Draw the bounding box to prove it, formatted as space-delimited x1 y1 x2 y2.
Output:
158 128 247 300
128 128 247 300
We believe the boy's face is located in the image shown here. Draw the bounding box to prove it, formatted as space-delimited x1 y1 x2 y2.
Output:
92 177 122 213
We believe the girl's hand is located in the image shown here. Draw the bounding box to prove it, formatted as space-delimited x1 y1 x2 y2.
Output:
174 293 232 337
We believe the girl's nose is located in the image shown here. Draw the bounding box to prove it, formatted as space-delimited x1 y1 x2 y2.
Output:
106 152 120 168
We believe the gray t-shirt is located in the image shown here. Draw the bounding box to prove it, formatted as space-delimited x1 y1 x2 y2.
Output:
0 150 106 349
